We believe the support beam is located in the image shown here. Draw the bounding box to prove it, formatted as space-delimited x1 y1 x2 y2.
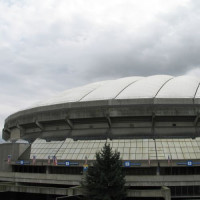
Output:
194 112 200 138
35 121 44 131
106 115 112 128
65 118 73 129
16 124 25 132
194 112 200 126
3 128 11 133
151 112 156 137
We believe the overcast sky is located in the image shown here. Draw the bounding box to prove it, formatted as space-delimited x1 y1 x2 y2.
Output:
0 0 200 139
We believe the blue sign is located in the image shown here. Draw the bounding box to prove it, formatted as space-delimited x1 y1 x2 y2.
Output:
187 161 193 166
131 163 141 166
176 160 200 166
65 161 70 166
57 161 79 166
124 161 131 167
124 161 141 167
16 160 30 165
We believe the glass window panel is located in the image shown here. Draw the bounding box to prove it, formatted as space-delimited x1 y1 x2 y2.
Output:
52 149 58 154
168 142 174 147
74 149 80 154
190 153 196 159
67 144 73 148
130 148 136 154
136 148 142 154
112 143 118 148
82 143 88 148
93 143 99 148
123 148 129 154
80 148 87 154
182 147 188 152
117 148 123 153
58 149 65 153
136 154 142 159
188 147 195 153
194 147 200 152
85 149 91 154
90 149 96 154
61 143 68 148
66 154 73 159
143 142 148 148
56 144 62 148
87 143 94 148
71 154 78 160
169 148 176 153
61 154 67 160
129 154 136 160
176 153 184 159
118 142 124 148
88 154 95 159
131 141 136 145
183 153 191 159
187 141 192 147
122 153 129 160
149 142 154 148
48 149 54 153
142 154 148 160
175 147 182 153
77 154 84 160
69 148 76 154
158 155 165 159
137 141 142 148
156 142 162 147
124 142 131 148
78 143 84 148
195 152 200 158
143 148 148 153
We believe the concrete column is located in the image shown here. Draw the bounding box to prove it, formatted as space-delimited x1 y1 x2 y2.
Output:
156 162 160 175
161 186 171 200
46 166 50 174
68 188 74 196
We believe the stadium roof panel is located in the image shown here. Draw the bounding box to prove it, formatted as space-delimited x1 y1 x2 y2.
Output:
32 80 109 107
30 75 200 109
116 75 173 99
156 76 200 98
81 76 143 101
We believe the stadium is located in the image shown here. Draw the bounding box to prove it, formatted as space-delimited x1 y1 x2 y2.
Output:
1 75 200 199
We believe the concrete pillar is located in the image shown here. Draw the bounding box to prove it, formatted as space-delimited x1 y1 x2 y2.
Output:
68 188 74 196
156 162 160 175
46 166 50 174
161 186 171 200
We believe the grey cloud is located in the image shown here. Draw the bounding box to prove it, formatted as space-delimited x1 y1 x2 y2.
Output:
77 2 200 80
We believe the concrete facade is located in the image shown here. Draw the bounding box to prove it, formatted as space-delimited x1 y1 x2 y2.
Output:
0 143 29 172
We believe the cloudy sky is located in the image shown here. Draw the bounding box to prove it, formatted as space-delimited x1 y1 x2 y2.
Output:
0 0 200 138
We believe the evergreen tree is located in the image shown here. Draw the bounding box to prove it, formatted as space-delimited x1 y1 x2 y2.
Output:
82 143 126 200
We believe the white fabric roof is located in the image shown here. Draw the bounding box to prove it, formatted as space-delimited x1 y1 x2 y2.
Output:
156 76 200 98
81 76 142 101
116 75 173 99
31 75 200 108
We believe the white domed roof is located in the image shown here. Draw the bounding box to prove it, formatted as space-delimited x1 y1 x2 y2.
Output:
32 75 200 108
